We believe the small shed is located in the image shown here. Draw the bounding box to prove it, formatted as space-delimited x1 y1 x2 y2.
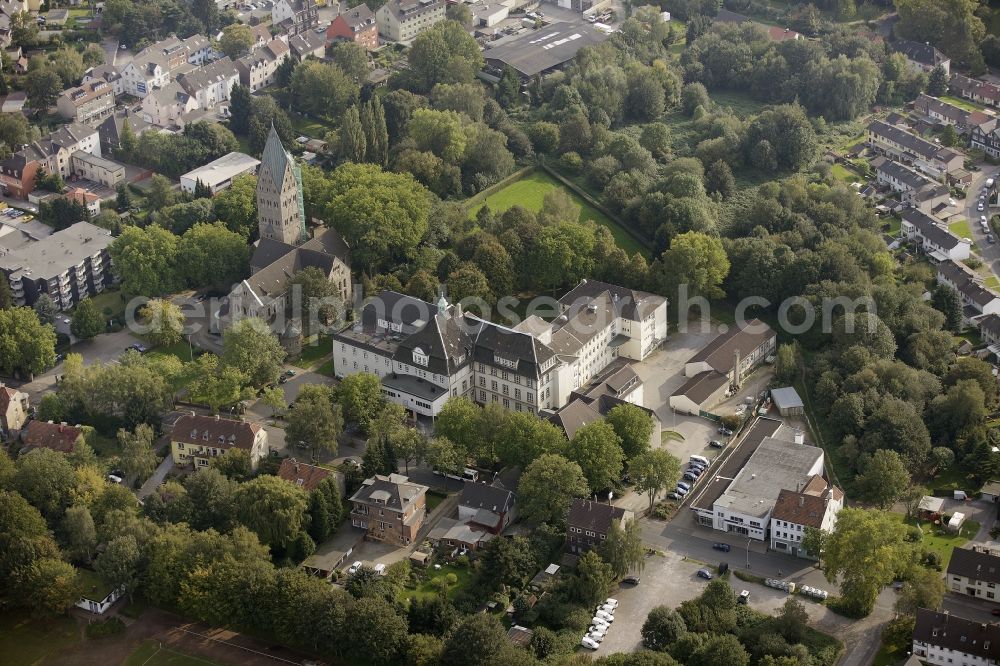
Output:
529 563 560 591
983 480 1000 503
507 624 534 648
409 551 429 567
917 495 945 520
948 512 967 533
770 387 804 416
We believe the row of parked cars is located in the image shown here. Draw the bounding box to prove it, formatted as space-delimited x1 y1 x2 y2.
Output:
668 455 710 500
580 598 619 650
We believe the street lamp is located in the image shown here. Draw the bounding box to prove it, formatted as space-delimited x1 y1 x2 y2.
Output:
746 538 752 569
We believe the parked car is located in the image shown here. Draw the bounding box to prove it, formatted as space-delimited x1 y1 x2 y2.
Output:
374 563 386 575
718 427 733 436
673 486 688 497
690 455 709 466
687 466 703 476
676 480 691 491
712 543 731 552
347 561 363 574
595 610 614 622
979 202 985 211
708 440 725 448
589 624 608 637
586 631 605 643
128 343 147 353
591 616 610 628
623 575 641 585
605 598 619 608
597 603 616 614
990 234 997 244
581 636 600 650
683 471 698 482
738 590 750 604
697 568 713 580
667 492 680 500
107 474 123 484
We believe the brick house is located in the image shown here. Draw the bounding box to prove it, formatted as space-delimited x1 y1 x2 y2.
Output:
328 4 378 50
20 421 84 454
350 474 428 546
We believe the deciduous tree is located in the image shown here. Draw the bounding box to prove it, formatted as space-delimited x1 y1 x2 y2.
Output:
518 454 589 525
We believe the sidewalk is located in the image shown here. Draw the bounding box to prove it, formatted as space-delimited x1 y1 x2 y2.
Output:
138 455 174 498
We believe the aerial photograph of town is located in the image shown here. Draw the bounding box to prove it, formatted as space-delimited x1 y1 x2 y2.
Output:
3 0 1000 664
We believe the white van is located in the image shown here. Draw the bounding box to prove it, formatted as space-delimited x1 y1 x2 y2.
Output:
987 178 995 188
690 455 710 467
462 468 479 482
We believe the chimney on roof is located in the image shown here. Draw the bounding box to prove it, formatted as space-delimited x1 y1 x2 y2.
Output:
794 431 805 445
799 495 804 507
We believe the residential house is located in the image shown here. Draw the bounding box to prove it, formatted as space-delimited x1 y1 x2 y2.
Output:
271 0 319 35
75 570 124 615
0 383 28 437
769 474 844 558
236 38 290 92
376 0 445 42
936 259 1000 322
288 30 327 60
169 412 269 471
140 81 199 129
19 420 85 454
71 151 125 188
65 187 100 216
350 473 428 546
82 64 124 97
947 547 1000 603
690 418 825 541
458 481 515 534
328 4 378 49
566 498 634 554
894 39 950 76
120 34 212 97
0 221 113 310
6 47 26 74
670 319 776 415
0 91 25 113
0 123 101 197
871 156 950 212
176 56 240 109
867 119 965 179
951 73 1000 108
549 361 655 439
180 151 260 194
914 94 995 134
901 209 971 262
96 110 152 155
972 123 1000 159
278 457 344 494
56 80 115 124
980 313 1000 347
912 607 1000 666
250 23 273 48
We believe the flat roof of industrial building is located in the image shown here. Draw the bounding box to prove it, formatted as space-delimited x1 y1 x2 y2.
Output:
690 417 783 513
0 221 112 281
714 436 823 518
180 151 260 186
483 22 609 77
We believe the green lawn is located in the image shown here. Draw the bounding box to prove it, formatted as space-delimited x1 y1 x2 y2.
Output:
77 568 116 602
883 215 901 236
470 170 647 257
288 112 332 139
0 610 80 665
889 513 980 570
986 276 1000 290
293 334 332 370
314 358 334 376
949 219 973 240
925 466 985 494
124 640 220 666
400 563 474 602
426 489 447 513
75 289 126 321
830 163 859 184
147 340 196 363
708 90 770 118
940 95 985 113
873 632 909 666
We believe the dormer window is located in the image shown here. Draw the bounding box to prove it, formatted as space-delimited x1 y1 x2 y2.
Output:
412 346 429 367
202 432 209 441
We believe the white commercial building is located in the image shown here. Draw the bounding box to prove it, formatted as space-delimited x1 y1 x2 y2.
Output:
180 151 260 194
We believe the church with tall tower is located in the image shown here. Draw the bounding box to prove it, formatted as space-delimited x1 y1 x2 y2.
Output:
218 127 352 337
257 125 308 246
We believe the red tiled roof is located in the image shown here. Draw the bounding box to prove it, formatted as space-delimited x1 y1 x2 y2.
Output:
278 458 331 491
22 420 83 453
170 413 261 452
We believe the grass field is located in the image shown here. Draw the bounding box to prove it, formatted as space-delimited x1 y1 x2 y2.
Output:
426 489 447 513
76 289 126 321
0 610 80 665
293 334 332 370
708 90 770 118
471 170 646 256
147 340 196 363
950 219 973 240
124 641 220 666
986 276 1000 290
829 163 859 184
288 112 332 139
941 95 985 113
873 631 909 666
400 563 474 602
889 514 980 570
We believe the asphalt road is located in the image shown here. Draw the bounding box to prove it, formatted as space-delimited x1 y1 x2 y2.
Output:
964 165 1000 273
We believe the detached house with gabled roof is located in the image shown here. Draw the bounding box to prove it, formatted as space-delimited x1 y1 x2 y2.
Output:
458 481 515 534
350 473 428 546
566 498 633 554
278 457 344 494
20 421 84 454
948 547 1000 603
169 412 268 470
894 39 950 76
0 383 28 438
